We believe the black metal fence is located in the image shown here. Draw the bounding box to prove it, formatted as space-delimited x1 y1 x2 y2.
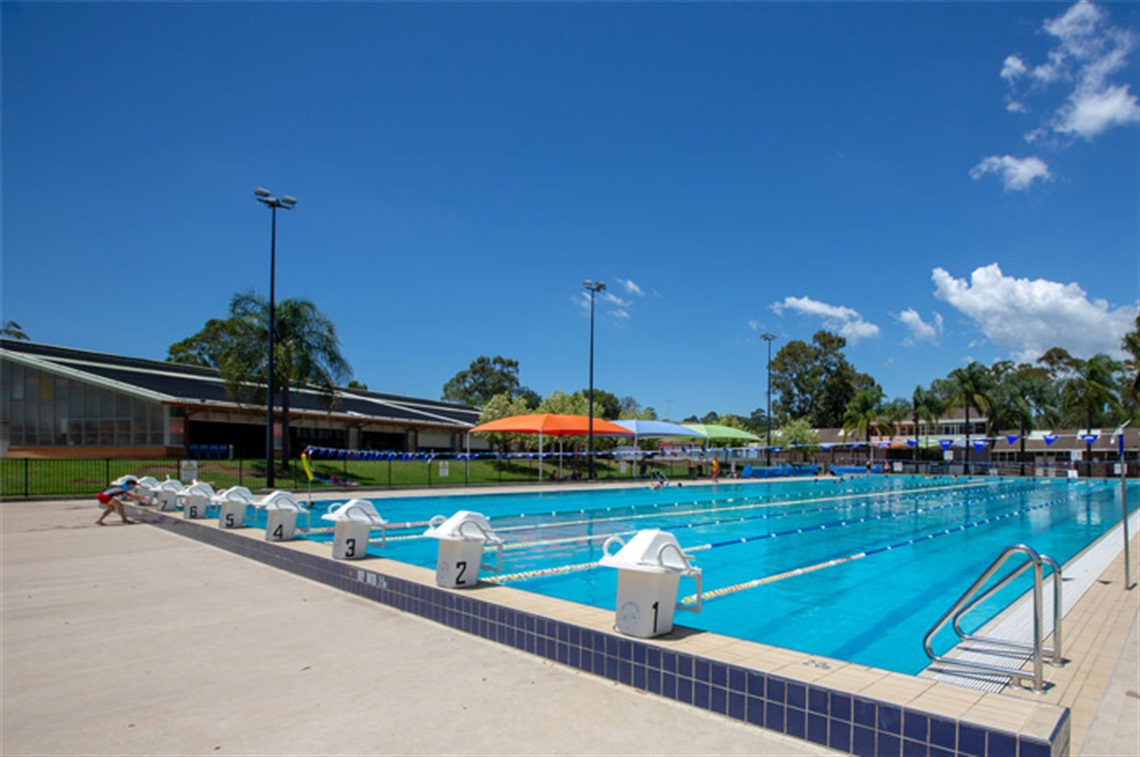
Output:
2 451 1133 500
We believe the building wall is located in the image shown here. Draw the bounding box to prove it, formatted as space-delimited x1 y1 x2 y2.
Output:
1 359 169 451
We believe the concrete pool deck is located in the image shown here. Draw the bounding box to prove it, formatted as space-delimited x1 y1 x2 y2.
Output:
3 483 1138 756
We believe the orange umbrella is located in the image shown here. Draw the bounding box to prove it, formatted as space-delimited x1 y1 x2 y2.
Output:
469 414 633 480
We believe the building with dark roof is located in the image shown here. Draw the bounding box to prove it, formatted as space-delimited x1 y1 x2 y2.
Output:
0 339 483 459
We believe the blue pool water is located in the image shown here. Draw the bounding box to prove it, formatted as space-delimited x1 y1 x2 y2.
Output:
296 476 1137 675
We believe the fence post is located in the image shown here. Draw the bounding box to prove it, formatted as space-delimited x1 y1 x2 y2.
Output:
105 459 111 488
24 458 29 498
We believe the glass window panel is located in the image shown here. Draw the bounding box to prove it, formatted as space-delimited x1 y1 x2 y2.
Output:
150 406 165 445
115 393 130 419
24 366 38 401
115 420 130 445
40 404 55 444
85 384 99 416
70 381 85 417
98 419 114 446
39 374 53 402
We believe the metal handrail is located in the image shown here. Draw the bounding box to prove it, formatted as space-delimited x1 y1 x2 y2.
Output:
951 554 1064 666
923 544 1063 692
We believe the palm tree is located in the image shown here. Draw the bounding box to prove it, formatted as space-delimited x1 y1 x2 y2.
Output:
1123 314 1140 413
911 386 946 467
1061 354 1121 466
843 388 885 466
949 363 993 475
2 321 29 340
995 367 1056 475
222 292 352 468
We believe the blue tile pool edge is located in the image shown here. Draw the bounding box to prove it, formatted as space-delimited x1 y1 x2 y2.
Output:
131 506 1070 757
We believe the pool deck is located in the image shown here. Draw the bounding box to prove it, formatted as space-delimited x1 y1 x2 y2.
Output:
3 482 1137 756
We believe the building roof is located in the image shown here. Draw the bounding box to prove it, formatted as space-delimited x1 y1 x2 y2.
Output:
1 339 480 430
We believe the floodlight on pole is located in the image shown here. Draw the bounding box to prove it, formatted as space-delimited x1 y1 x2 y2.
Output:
584 280 606 480
254 187 297 489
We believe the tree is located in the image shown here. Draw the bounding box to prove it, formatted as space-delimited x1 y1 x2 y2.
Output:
911 385 945 447
770 330 868 427
514 386 542 410
619 396 656 420
209 292 352 467
1122 314 1140 414
842 388 885 456
477 392 532 449
1060 354 1121 432
2 321 29 340
579 388 620 420
948 362 993 474
775 418 821 461
538 390 588 415
347 380 369 391
167 318 241 367
442 356 520 406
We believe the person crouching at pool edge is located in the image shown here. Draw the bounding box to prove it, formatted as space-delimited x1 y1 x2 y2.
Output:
95 478 147 525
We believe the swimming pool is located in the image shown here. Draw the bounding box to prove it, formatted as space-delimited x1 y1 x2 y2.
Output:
298 475 1137 675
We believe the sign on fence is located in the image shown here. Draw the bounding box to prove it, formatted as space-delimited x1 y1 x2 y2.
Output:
180 459 199 482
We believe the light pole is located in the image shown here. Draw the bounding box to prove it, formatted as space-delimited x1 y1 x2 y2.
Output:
761 333 777 466
584 280 605 480
254 187 296 489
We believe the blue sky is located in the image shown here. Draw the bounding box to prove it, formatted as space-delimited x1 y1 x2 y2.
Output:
3 1 1138 421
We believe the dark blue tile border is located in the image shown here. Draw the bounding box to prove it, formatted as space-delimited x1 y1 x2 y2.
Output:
133 507 1072 757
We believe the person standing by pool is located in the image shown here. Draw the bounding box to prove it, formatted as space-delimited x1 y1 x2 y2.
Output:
711 456 721 481
95 478 146 525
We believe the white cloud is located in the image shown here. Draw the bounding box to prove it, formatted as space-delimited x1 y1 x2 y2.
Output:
772 296 881 344
896 308 943 345
1003 1 1140 140
1001 54 1028 81
969 155 1052 191
1055 83 1140 138
931 263 1135 360
617 277 644 297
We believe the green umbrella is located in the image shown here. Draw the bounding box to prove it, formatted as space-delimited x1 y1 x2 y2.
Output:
681 423 760 442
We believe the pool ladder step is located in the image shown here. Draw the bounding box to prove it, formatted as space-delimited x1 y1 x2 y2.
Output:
923 543 1066 693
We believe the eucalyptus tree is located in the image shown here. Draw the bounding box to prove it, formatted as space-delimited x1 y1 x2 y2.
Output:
442 356 521 406
770 330 869 427
221 293 352 467
948 362 994 475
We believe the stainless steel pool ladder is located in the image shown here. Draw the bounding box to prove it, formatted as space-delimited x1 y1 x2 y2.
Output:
923 544 1065 693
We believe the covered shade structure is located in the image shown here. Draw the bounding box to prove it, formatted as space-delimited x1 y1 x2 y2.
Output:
681 423 760 443
612 419 707 450
469 414 633 480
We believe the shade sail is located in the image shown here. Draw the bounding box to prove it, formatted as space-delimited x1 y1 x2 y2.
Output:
681 423 760 442
612 420 707 438
469 414 633 437
468 413 633 481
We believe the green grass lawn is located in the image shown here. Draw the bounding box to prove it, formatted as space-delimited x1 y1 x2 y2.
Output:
0 456 698 498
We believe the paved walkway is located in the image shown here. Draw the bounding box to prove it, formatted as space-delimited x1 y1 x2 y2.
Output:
1 500 834 756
